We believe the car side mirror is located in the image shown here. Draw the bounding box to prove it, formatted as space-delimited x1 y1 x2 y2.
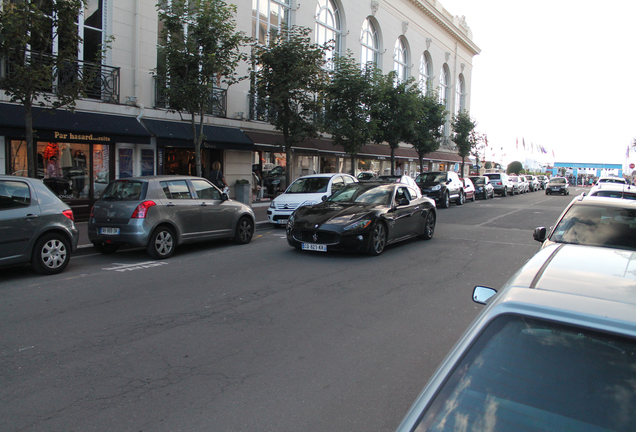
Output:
473 286 497 304
321 195 328 202
221 193 229 201
533 226 547 243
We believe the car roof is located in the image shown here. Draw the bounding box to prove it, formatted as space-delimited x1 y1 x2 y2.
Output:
294 173 354 179
571 194 636 209
589 183 636 193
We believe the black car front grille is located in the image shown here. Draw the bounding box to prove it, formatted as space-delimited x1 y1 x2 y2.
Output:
291 229 340 245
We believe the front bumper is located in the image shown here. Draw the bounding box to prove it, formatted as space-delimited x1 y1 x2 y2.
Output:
286 227 371 253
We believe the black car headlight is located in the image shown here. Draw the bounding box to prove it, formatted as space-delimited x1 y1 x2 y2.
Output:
343 219 372 231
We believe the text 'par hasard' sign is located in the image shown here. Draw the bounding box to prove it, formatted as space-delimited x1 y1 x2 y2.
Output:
54 132 111 142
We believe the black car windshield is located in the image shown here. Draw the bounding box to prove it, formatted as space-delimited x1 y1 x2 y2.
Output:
550 204 636 250
328 184 392 206
287 177 330 193
268 166 285 176
470 177 485 185
415 315 636 432
416 173 446 183
550 178 566 184
102 180 146 201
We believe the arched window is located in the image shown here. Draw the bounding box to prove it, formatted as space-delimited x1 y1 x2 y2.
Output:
252 0 291 45
393 37 408 83
439 65 449 107
360 18 379 70
419 52 431 95
455 74 465 115
315 0 341 69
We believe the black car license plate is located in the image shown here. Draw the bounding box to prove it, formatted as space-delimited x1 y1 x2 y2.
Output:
302 243 327 252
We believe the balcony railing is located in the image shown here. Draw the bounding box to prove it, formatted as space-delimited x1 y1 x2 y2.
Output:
154 76 227 118
0 51 120 104
248 93 272 122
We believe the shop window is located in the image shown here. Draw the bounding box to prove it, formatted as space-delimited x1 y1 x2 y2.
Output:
93 145 109 199
42 142 89 199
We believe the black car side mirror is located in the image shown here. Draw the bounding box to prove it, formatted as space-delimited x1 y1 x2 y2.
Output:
221 193 229 201
533 226 547 243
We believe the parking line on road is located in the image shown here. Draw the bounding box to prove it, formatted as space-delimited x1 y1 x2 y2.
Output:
102 261 169 272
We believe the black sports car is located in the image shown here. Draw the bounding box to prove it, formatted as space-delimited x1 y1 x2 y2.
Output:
286 182 437 255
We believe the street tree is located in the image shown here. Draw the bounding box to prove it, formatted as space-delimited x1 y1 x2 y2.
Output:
507 161 523 175
369 70 421 175
253 25 328 188
0 0 104 178
156 0 249 177
408 92 446 174
323 52 375 175
451 110 478 177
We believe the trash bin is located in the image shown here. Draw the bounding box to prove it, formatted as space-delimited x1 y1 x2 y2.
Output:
235 181 251 205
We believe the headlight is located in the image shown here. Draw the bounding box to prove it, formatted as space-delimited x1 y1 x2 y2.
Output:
287 213 294 225
271 179 280 185
431 185 441 191
269 201 276 209
477 186 484 191
343 219 372 231
300 200 318 207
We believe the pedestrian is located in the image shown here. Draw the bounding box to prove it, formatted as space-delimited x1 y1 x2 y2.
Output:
208 161 228 190
395 162 403 176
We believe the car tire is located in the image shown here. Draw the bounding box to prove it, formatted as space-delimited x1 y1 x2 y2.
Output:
31 232 71 275
93 242 120 254
483 190 488 200
457 191 464 206
471 192 476 202
234 216 254 244
440 191 450 209
367 222 387 256
147 226 176 259
491 190 495 198
546 190 550 195
419 211 436 240
502 188 507 197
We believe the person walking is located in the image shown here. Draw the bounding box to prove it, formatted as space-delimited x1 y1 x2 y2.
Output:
208 161 228 190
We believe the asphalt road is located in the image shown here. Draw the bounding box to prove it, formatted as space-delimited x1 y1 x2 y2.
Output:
0 187 582 432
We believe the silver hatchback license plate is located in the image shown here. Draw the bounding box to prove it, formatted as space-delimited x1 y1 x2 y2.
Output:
302 243 327 252
100 227 120 235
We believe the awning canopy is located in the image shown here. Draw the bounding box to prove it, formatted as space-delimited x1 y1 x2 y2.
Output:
0 103 151 144
144 119 253 151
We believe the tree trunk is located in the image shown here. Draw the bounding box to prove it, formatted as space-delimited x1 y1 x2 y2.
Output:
350 153 356 176
24 100 36 178
418 154 424 174
390 147 396 175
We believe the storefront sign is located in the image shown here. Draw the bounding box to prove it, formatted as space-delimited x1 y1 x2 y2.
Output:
54 132 111 142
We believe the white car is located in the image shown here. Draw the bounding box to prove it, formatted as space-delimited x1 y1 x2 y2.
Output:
597 176 628 185
267 173 357 226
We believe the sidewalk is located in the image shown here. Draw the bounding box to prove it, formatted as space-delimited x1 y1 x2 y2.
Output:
76 200 272 252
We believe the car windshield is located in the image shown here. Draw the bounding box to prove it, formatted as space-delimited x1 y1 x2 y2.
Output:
328 184 392 206
550 204 636 250
416 173 446 183
287 177 330 194
268 166 285 176
415 315 636 432
510 177 518 183
591 190 636 200
600 178 626 184
470 177 485 185
102 180 146 201
551 178 566 184
486 174 501 180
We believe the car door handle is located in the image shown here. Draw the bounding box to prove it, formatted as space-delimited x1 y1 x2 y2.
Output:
24 214 38 219
200 202 208 206
166 202 175 207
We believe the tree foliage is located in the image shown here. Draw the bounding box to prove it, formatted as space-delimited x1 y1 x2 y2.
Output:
369 71 422 175
408 92 446 174
323 52 375 175
507 161 523 175
0 0 100 177
451 111 478 177
156 0 249 177
253 25 328 187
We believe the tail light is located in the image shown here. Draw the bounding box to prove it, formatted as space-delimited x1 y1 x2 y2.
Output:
131 200 156 219
63 209 75 221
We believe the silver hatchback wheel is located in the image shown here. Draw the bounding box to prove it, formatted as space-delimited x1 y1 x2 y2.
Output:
147 226 176 259
32 233 71 275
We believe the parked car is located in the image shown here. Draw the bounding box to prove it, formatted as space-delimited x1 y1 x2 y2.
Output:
469 175 495 199
415 171 465 208
546 176 569 195
525 174 539 191
518 175 529 193
597 175 628 185
396 243 636 432
533 195 636 251
88 176 255 259
268 173 357 226
356 171 377 181
587 182 636 200
262 165 286 196
460 177 475 202
286 181 436 255
0 175 79 274
536 174 548 189
483 172 512 197
507 176 523 195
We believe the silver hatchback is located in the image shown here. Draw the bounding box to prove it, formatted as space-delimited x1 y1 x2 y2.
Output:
88 176 255 259
0 175 79 275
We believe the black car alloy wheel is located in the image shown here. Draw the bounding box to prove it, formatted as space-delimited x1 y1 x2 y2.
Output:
420 211 435 240
368 222 387 255
234 216 254 244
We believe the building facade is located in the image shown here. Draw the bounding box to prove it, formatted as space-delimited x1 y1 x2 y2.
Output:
0 0 479 219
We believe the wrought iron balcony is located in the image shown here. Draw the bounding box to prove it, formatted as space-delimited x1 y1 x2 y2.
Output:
154 76 227 118
248 93 272 122
0 52 120 104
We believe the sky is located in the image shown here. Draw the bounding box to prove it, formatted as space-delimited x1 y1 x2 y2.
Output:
439 0 636 170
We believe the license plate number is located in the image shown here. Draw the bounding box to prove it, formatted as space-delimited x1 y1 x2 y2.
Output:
302 243 327 252
100 227 120 235
552 187 559 190
277 219 288 224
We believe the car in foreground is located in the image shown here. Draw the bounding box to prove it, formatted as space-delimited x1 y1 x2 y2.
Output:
268 173 357 226
587 182 636 200
546 176 569 195
0 175 79 275
396 243 636 432
286 181 436 255
88 176 255 259
415 171 464 208
533 195 636 251
460 177 475 201
468 175 495 199
483 172 512 196
597 175 628 185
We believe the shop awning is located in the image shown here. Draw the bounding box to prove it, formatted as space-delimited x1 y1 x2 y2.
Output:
144 119 253 150
0 103 151 144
